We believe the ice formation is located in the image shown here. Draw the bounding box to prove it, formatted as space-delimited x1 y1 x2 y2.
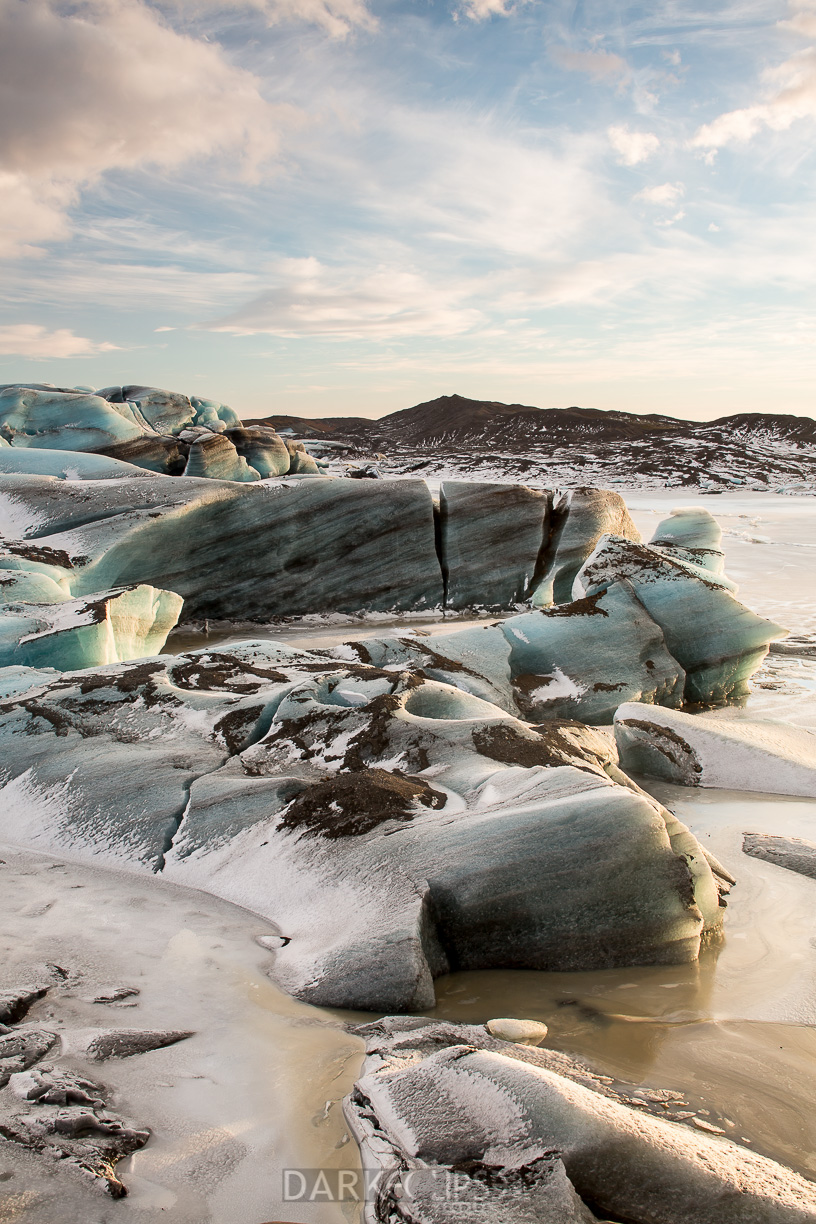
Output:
345 1018 816 1224
615 702 816 796
0 641 729 1011
0 383 792 1011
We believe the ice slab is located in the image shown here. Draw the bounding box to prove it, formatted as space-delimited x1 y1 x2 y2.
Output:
532 488 640 607
576 535 786 704
615 701 816 797
439 480 549 609
502 581 685 724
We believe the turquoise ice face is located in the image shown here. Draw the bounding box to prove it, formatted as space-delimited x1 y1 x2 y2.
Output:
0 387 144 452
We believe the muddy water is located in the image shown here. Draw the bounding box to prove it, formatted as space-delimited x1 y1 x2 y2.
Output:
424 785 816 1179
1 847 365 1224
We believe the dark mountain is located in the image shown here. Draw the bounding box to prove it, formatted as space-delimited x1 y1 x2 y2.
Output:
247 394 816 490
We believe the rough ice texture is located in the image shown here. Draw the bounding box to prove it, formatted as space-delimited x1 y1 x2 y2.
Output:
502 581 685 724
575 534 786 704
615 702 816 797
439 480 550 609
346 1021 816 1224
532 487 641 607
3 474 443 618
0 570 182 672
224 425 290 477
0 384 302 482
0 447 155 481
742 833 816 880
0 641 720 1011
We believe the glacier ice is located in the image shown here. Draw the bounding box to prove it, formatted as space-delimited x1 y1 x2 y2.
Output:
502 581 685 724
574 534 785 704
346 1021 816 1224
439 480 550 609
531 487 640 607
0 643 722 1010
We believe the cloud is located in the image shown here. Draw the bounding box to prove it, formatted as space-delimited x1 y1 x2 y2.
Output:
205 257 485 338
692 4 816 149
0 324 118 358
327 105 609 265
457 0 523 20
608 125 661 164
0 172 73 259
780 0 816 37
550 47 630 82
634 181 684 205
0 0 295 256
159 0 376 38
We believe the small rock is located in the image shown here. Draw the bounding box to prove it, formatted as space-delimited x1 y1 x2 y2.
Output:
9 1066 106 1107
0 1029 58 1086
0 985 48 1026
692 1117 726 1135
83 986 141 1005
60 1027 194 1061
485 1017 549 1046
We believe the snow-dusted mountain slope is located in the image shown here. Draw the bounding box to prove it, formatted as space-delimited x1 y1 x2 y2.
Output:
252 393 816 491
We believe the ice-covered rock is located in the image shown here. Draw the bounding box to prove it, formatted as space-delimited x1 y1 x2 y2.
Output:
575 535 785 703
0 446 156 480
96 384 197 435
331 622 517 712
96 433 189 475
439 480 549 609
284 439 321 474
615 702 816 796
0 665 60 699
502 581 685 724
182 432 260 482
742 833 816 879
0 642 720 1010
345 1021 816 1224
59 1028 194 1061
531 487 640 607
190 394 241 430
224 425 290 477
0 386 145 452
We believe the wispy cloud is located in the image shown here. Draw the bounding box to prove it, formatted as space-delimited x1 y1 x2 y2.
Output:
206 256 484 338
456 0 527 22
159 0 376 37
692 2 816 148
634 182 685 205
550 47 631 82
0 324 118 358
607 125 661 164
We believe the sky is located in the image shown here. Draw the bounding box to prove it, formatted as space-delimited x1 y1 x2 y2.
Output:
0 0 815 422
